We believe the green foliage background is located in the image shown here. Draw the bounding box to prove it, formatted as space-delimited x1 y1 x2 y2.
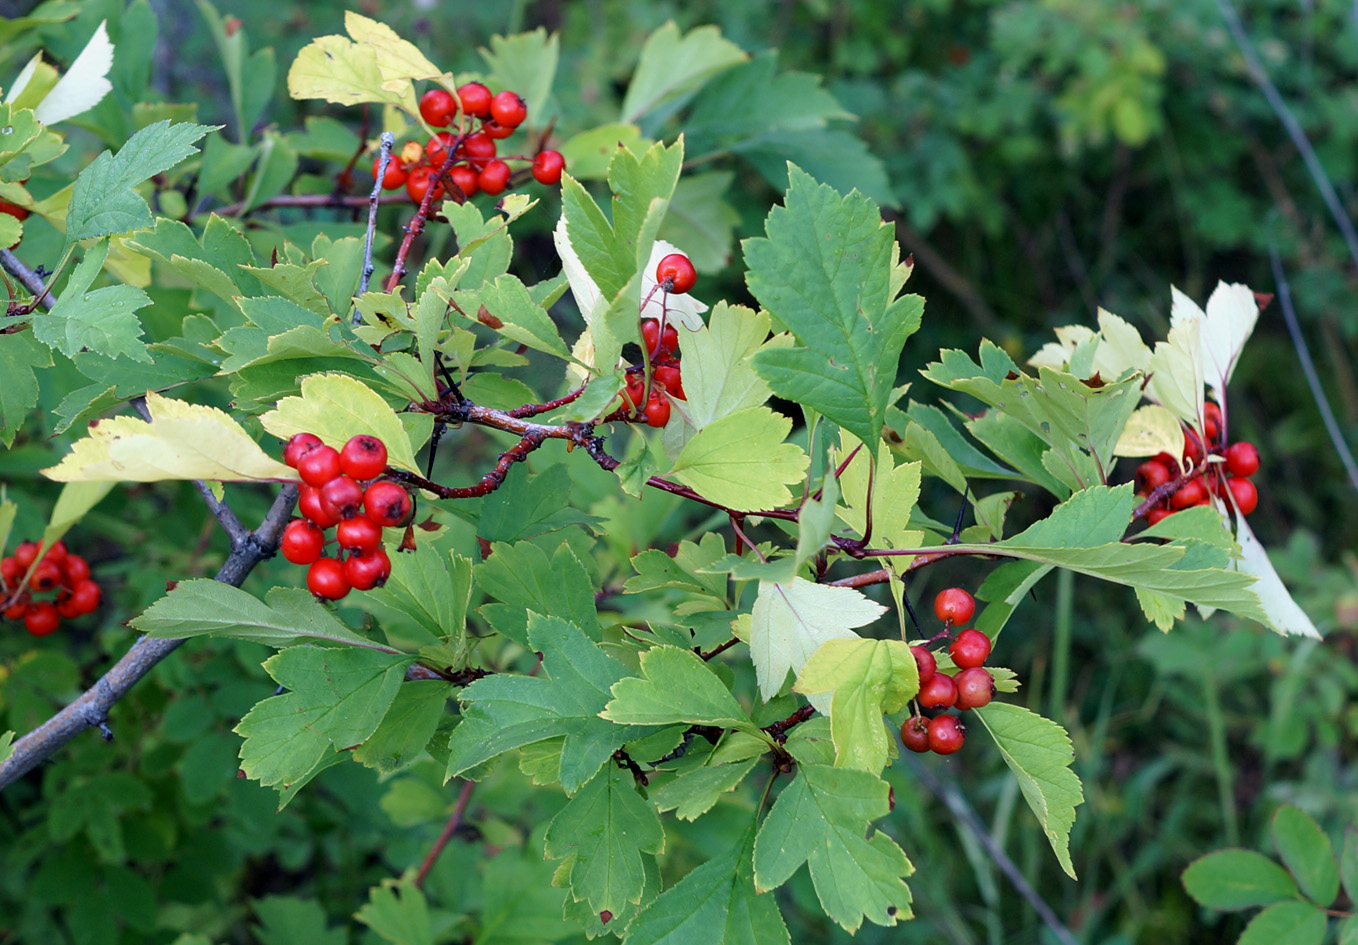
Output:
1 1 1356 944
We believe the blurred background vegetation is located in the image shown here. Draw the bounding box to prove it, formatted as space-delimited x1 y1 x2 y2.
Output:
2 1 1357 943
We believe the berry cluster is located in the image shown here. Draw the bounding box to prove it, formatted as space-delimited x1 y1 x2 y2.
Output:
1 540 101 636
1136 402 1261 524
621 254 698 427
901 588 997 756
372 82 566 204
282 433 413 601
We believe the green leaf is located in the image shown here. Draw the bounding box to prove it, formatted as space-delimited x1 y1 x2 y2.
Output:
259 373 420 472
544 764 665 916
747 166 919 448
668 407 808 511
234 646 411 789
651 753 762 822
739 130 895 209
0 332 51 446
480 28 558 121
0 731 13 766
365 545 472 649
752 764 911 932
475 846 573 945
132 580 390 650
251 896 346 945
1182 849 1300 911
603 645 756 732
628 823 789 945
620 22 746 123
974 703 1083 879
451 274 571 359
475 540 598 647
659 171 741 271
445 613 643 793
794 638 917 772
1340 915 1358 945
1237 900 1327 945
34 241 151 362
1272 805 1340 906
475 463 599 542
678 303 778 429
1342 827 1358 905
67 121 215 241
355 880 435 945
352 680 449 775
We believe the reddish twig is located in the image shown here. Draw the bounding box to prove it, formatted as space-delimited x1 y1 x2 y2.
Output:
763 704 816 744
700 637 740 661
384 134 470 292
413 779 477 888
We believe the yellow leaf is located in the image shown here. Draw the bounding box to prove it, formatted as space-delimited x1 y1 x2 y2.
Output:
343 12 443 89
1113 405 1185 458
43 391 297 483
287 34 411 110
260 373 419 472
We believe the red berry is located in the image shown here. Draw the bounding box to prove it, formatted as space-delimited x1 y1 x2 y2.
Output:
344 548 392 591
640 319 661 356
307 557 351 601
419 88 457 127
655 253 697 294
425 131 457 164
1 556 20 588
448 165 479 199
911 645 936 686
481 119 515 140
622 375 646 410
953 667 995 710
477 160 512 196
281 519 326 565
653 364 684 400
1136 459 1173 494
24 601 59 636
1146 507 1173 526
532 149 565 185
918 672 958 709
659 325 679 358
43 541 67 564
320 475 364 520
57 592 82 620
456 81 492 117
14 541 39 570
933 587 976 625
1227 476 1258 515
1152 452 1181 474
61 554 91 585
461 132 497 169
1182 430 1203 466
949 628 992 669
30 560 61 593
0 200 29 222
4 593 29 620
298 484 341 529
901 715 931 754
644 394 671 428
1170 477 1208 510
336 515 383 554
489 90 527 127
928 715 966 754
67 579 101 615
363 481 414 528
1203 402 1223 443
339 435 387 481
371 154 408 190
405 166 435 204
283 432 324 468
1225 441 1259 478
297 446 342 487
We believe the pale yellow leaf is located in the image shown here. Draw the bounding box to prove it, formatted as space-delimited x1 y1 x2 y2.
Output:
1146 317 1203 429
344 12 443 88
33 21 113 125
260 373 418 472
287 34 411 110
749 578 886 702
1113 405 1185 458
1092 308 1151 379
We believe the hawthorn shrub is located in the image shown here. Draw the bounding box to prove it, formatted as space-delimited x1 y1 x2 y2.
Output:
0 6 1340 945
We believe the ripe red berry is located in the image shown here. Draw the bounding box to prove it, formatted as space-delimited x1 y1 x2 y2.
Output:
1170 477 1208 510
298 484 341 529
1136 459 1173 494
1225 441 1259 478
371 154 408 190
1203 402 1223 443
655 253 697 295
14 540 39 570
344 548 392 591
283 432 324 468
1227 476 1258 515
24 601 59 636
43 541 67 564
297 446 342 487
448 165 479 199
911 644 936 686
949 628 992 669
622 375 646 411
419 88 457 127
67 579 101 615
61 554 91 585
1 556 20 588
918 672 958 709
901 715 931 754
1146 507 1173 526
4 594 29 620
640 319 661 356
928 714 967 754
56 592 82 620
320 475 364 520
336 515 383 554
477 159 512 196
659 325 679 358
456 81 492 117
29 560 61 593
953 667 995 710
363 481 414 528
653 364 684 400
1181 430 1203 466
406 165 445 204
489 90 527 127
481 119 515 140
933 587 976 626
339 435 387 481
307 557 351 601
0 200 29 222
644 393 671 428
425 131 457 164
532 149 565 185
281 519 326 565
461 132 497 169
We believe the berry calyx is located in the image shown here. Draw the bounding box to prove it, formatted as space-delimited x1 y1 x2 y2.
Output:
307 557 351 601
339 435 388 481
281 519 326 565
319 475 364 520
477 159 512 196
344 548 392 591
949 628 992 670
655 253 696 295
4 594 29 620
297 446 342 488
363 481 414 528
953 667 995 710
532 149 565 185
24 601 60 636
1227 476 1258 515
933 587 976 626
918 672 958 709
419 88 457 127
29 560 61 592
911 645 936 686
284 432 324 468
456 82 492 117
1225 441 1260 478
489 90 527 128
336 515 383 554
901 716 931 754
927 714 966 754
